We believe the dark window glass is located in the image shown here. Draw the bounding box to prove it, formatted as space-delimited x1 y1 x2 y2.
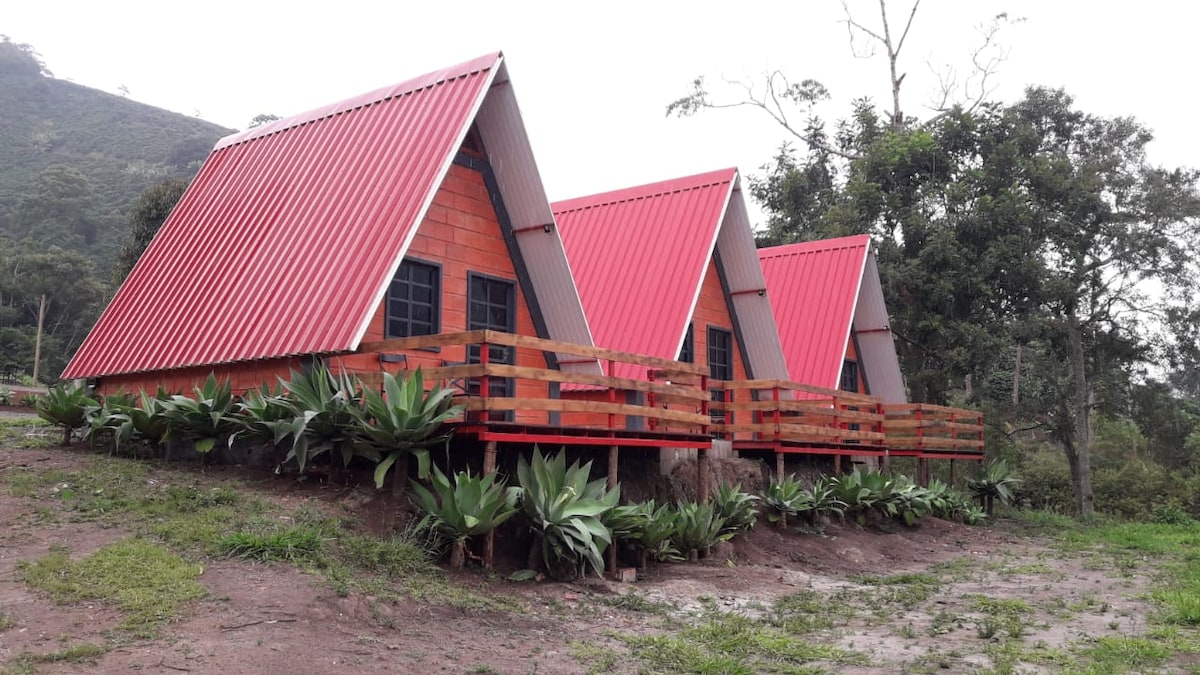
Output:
707 327 734 424
386 260 440 339
840 360 860 393
467 274 516 418
678 323 695 363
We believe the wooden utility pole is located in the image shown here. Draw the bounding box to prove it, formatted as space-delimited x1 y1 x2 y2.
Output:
32 294 46 383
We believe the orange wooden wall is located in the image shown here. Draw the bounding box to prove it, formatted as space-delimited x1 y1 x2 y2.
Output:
97 152 549 413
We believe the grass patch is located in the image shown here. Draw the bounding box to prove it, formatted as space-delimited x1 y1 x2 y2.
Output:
220 527 324 562
568 640 621 673
18 538 206 637
600 592 674 614
1076 636 1171 671
32 643 107 663
0 612 14 631
619 611 864 673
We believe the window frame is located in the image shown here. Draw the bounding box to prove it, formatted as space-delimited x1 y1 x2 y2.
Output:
384 257 442 343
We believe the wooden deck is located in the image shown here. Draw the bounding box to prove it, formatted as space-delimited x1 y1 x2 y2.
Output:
341 330 984 462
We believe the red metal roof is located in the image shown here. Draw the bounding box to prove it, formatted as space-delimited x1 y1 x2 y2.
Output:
553 169 737 379
64 53 502 379
758 235 870 390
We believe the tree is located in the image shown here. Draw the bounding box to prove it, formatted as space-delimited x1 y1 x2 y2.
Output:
247 113 282 129
112 178 188 285
1010 87 1200 515
11 165 102 247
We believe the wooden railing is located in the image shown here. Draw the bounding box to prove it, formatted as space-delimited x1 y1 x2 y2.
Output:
882 404 984 456
710 380 887 447
345 330 712 434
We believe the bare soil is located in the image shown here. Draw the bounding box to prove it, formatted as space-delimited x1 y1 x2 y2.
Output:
0 433 1169 674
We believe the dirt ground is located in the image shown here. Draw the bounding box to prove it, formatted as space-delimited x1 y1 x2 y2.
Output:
0 426 1174 674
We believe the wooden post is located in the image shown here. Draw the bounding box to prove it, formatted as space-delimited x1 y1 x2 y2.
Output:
31 294 46 383
697 448 710 502
607 444 619 577
949 458 956 486
834 454 842 474
917 458 929 487
482 441 497 569
775 451 784 479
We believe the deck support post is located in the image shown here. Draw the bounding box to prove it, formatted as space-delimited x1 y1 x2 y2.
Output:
483 441 497 570
916 458 929 487
775 451 784 478
697 447 710 502
607 444 619 577
834 454 842 475
949 459 956 486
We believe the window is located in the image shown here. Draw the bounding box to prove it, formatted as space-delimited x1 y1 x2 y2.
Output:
707 327 734 424
707 327 734 381
840 360 860 393
467 273 516 419
386 260 440 339
678 323 694 363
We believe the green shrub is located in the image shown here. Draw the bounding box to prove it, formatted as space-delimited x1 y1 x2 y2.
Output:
157 373 237 456
411 465 519 568
711 482 759 534
515 448 619 580
671 501 730 559
35 381 96 445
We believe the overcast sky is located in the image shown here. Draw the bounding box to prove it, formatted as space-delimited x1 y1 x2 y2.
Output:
6 1 1197 223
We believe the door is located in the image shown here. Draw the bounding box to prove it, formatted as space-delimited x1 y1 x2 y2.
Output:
468 273 516 420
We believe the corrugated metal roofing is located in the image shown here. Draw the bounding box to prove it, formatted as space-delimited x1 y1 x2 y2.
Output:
64 53 599 380
554 169 735 379
554 168 788 382
758 235 870 391
758 234 907 402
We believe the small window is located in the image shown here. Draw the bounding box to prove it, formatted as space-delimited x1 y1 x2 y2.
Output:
678 323 694 363
707 327 734 381
386 260 441 339
840 360 860 393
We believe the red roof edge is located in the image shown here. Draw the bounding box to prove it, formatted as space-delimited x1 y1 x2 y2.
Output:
552 167 738 214
214 52 504 151
757 233 871 260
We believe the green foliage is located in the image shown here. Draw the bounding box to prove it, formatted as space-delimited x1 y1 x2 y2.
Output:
228 381 294 451
671 501 731 556
711 482 759 534
219 527 324 563
605 499 683 564
968 459 1020 514
411 465 519 568
112 178 188 285
515 448 619 580
157 373 236 455
279 362 364 472
18 538 205 637
34 380 95 444
762 474 807 524
0 386 11 404
354 369 464 488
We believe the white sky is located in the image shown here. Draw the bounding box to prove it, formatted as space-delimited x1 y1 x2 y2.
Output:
6 1 1197 224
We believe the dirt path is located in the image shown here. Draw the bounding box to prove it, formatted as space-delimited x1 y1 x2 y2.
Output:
0 436 1180 674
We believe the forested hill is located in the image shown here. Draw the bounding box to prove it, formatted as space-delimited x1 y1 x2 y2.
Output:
0 38 232 264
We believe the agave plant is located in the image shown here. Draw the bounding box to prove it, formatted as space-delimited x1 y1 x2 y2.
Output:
228 381 295 461
807 475 847 523
35 381 96 445
712 482 760 534
279 363 364 474
830 469 905 524
125 388 173 452
671 501 731 560
157 373 238 457
0 386 11 405
968 459 1021 516
515 448 620 580
603 500 684 567
762 474 807 528
891 477 933 526
353 369 464 489
81 393 136 454
411 465 519 569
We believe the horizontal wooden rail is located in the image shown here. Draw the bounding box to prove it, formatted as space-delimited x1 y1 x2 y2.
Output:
460 398 709 428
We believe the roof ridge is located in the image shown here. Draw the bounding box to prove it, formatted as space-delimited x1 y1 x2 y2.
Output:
758 233 870 258
552 167 737 214
215 52 502 151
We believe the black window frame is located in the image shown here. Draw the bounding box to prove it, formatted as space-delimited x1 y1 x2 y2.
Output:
707 326 734 425
466 272 517 419
385 258 442 342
